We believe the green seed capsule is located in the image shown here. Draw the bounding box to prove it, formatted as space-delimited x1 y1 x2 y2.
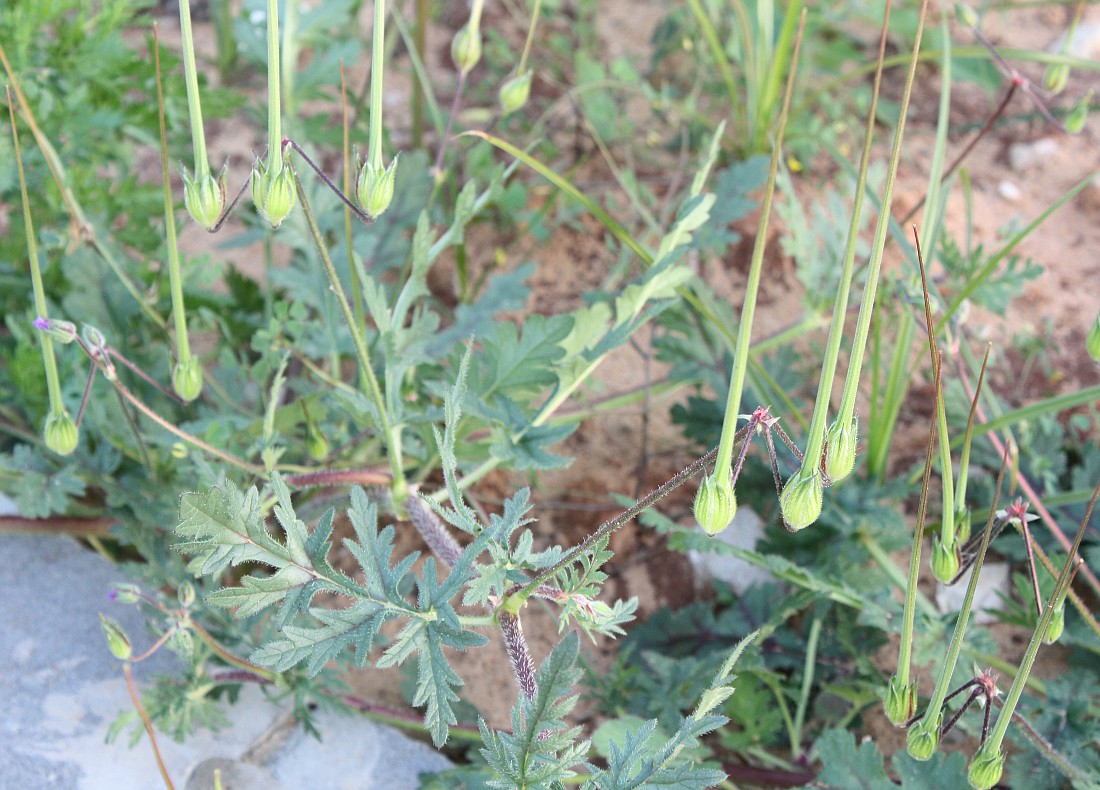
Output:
967 745 1005 790
177 580 196 609
823 417 857 483
955 3 978 28
1065 90 1092 134
451 22 482 74
356 156 399 219
780 468 822 531
906 717 940 761
44 409 79 456
931 536 960 583
170 627 194 663
1087 312 1100 362
183 165 227 231
954 507 972 544
884 675 917 726
173 356 204 402
111 583 141 605
306 428 329 461
1043 63 1070 95
99 613 132 661
251 160 297 228
694 470 736 536
499 70 533 116
1043 602 1065 645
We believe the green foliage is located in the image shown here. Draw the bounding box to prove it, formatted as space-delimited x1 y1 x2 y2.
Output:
813 729 970 789
3 1 1099 787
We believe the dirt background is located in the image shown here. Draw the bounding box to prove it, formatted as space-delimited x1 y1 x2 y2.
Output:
158 0 1100 767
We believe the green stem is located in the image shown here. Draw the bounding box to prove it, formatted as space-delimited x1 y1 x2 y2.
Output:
368 0 386 169
153 27 192 368
914 477 998 736
686 0 739 126
837 0 928 426
266 0 283 173
982 483 1097 757
178 0 209 178
792 609 822 759
9 96 64 416
282 0 298 120
800 5 888 470
893 355 943 692
290 170 407 506
517 0 543 73
713 11 804 479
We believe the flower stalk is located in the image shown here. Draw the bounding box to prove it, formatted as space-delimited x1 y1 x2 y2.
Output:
798 1 890 487
252 0 296 227
699 11 805 534
178 0 226 230
154 25 203 401
967 481 1097 788
832 0 929 478
908 449 1006 761
356 0 398 219
9 89 77 454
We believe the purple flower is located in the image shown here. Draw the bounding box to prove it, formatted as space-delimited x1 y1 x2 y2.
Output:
33 316 50 330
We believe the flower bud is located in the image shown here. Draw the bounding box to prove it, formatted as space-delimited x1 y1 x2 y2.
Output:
82 324 108 350
169 627 194 663
967 744 1005 790
110 583 142 605
177 580 196 609
906 717 940 761
884 675 916 726
251 160 297 228
823 418 858 483
99 613 132 660
307 427 329 460
1043 63 1070 95
780 468 822 531
932 536 960 583
173 356 204 402
183 165 228 231
451 22 482 74
954 507 972 544
1043 601 1065 645
1065 90 1092 134
955 3 978 28
499 70 533 116
44 409 79 456
694 470 736 536
34 316 78 344
355 156 399 219
1087 312 1100 362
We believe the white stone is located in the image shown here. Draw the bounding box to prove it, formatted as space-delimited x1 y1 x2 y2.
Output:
688 506 776 595
1049 21 1100 60
1007 138 1059 172
935 561 1011 625
998 179 1022 202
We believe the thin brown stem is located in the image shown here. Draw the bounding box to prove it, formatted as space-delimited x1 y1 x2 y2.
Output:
124 664 177 790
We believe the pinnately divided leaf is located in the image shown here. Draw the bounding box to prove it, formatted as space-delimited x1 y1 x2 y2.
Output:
481 631 589 788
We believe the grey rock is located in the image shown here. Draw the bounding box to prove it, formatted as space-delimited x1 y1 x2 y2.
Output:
688 506 776 595
935 561 1011 626
0 529 450 789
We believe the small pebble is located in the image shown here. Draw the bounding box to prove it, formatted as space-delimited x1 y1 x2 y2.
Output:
1049 21 1100 60
936 561 1010 626
998 179 1022 202
1008 138 1059 172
